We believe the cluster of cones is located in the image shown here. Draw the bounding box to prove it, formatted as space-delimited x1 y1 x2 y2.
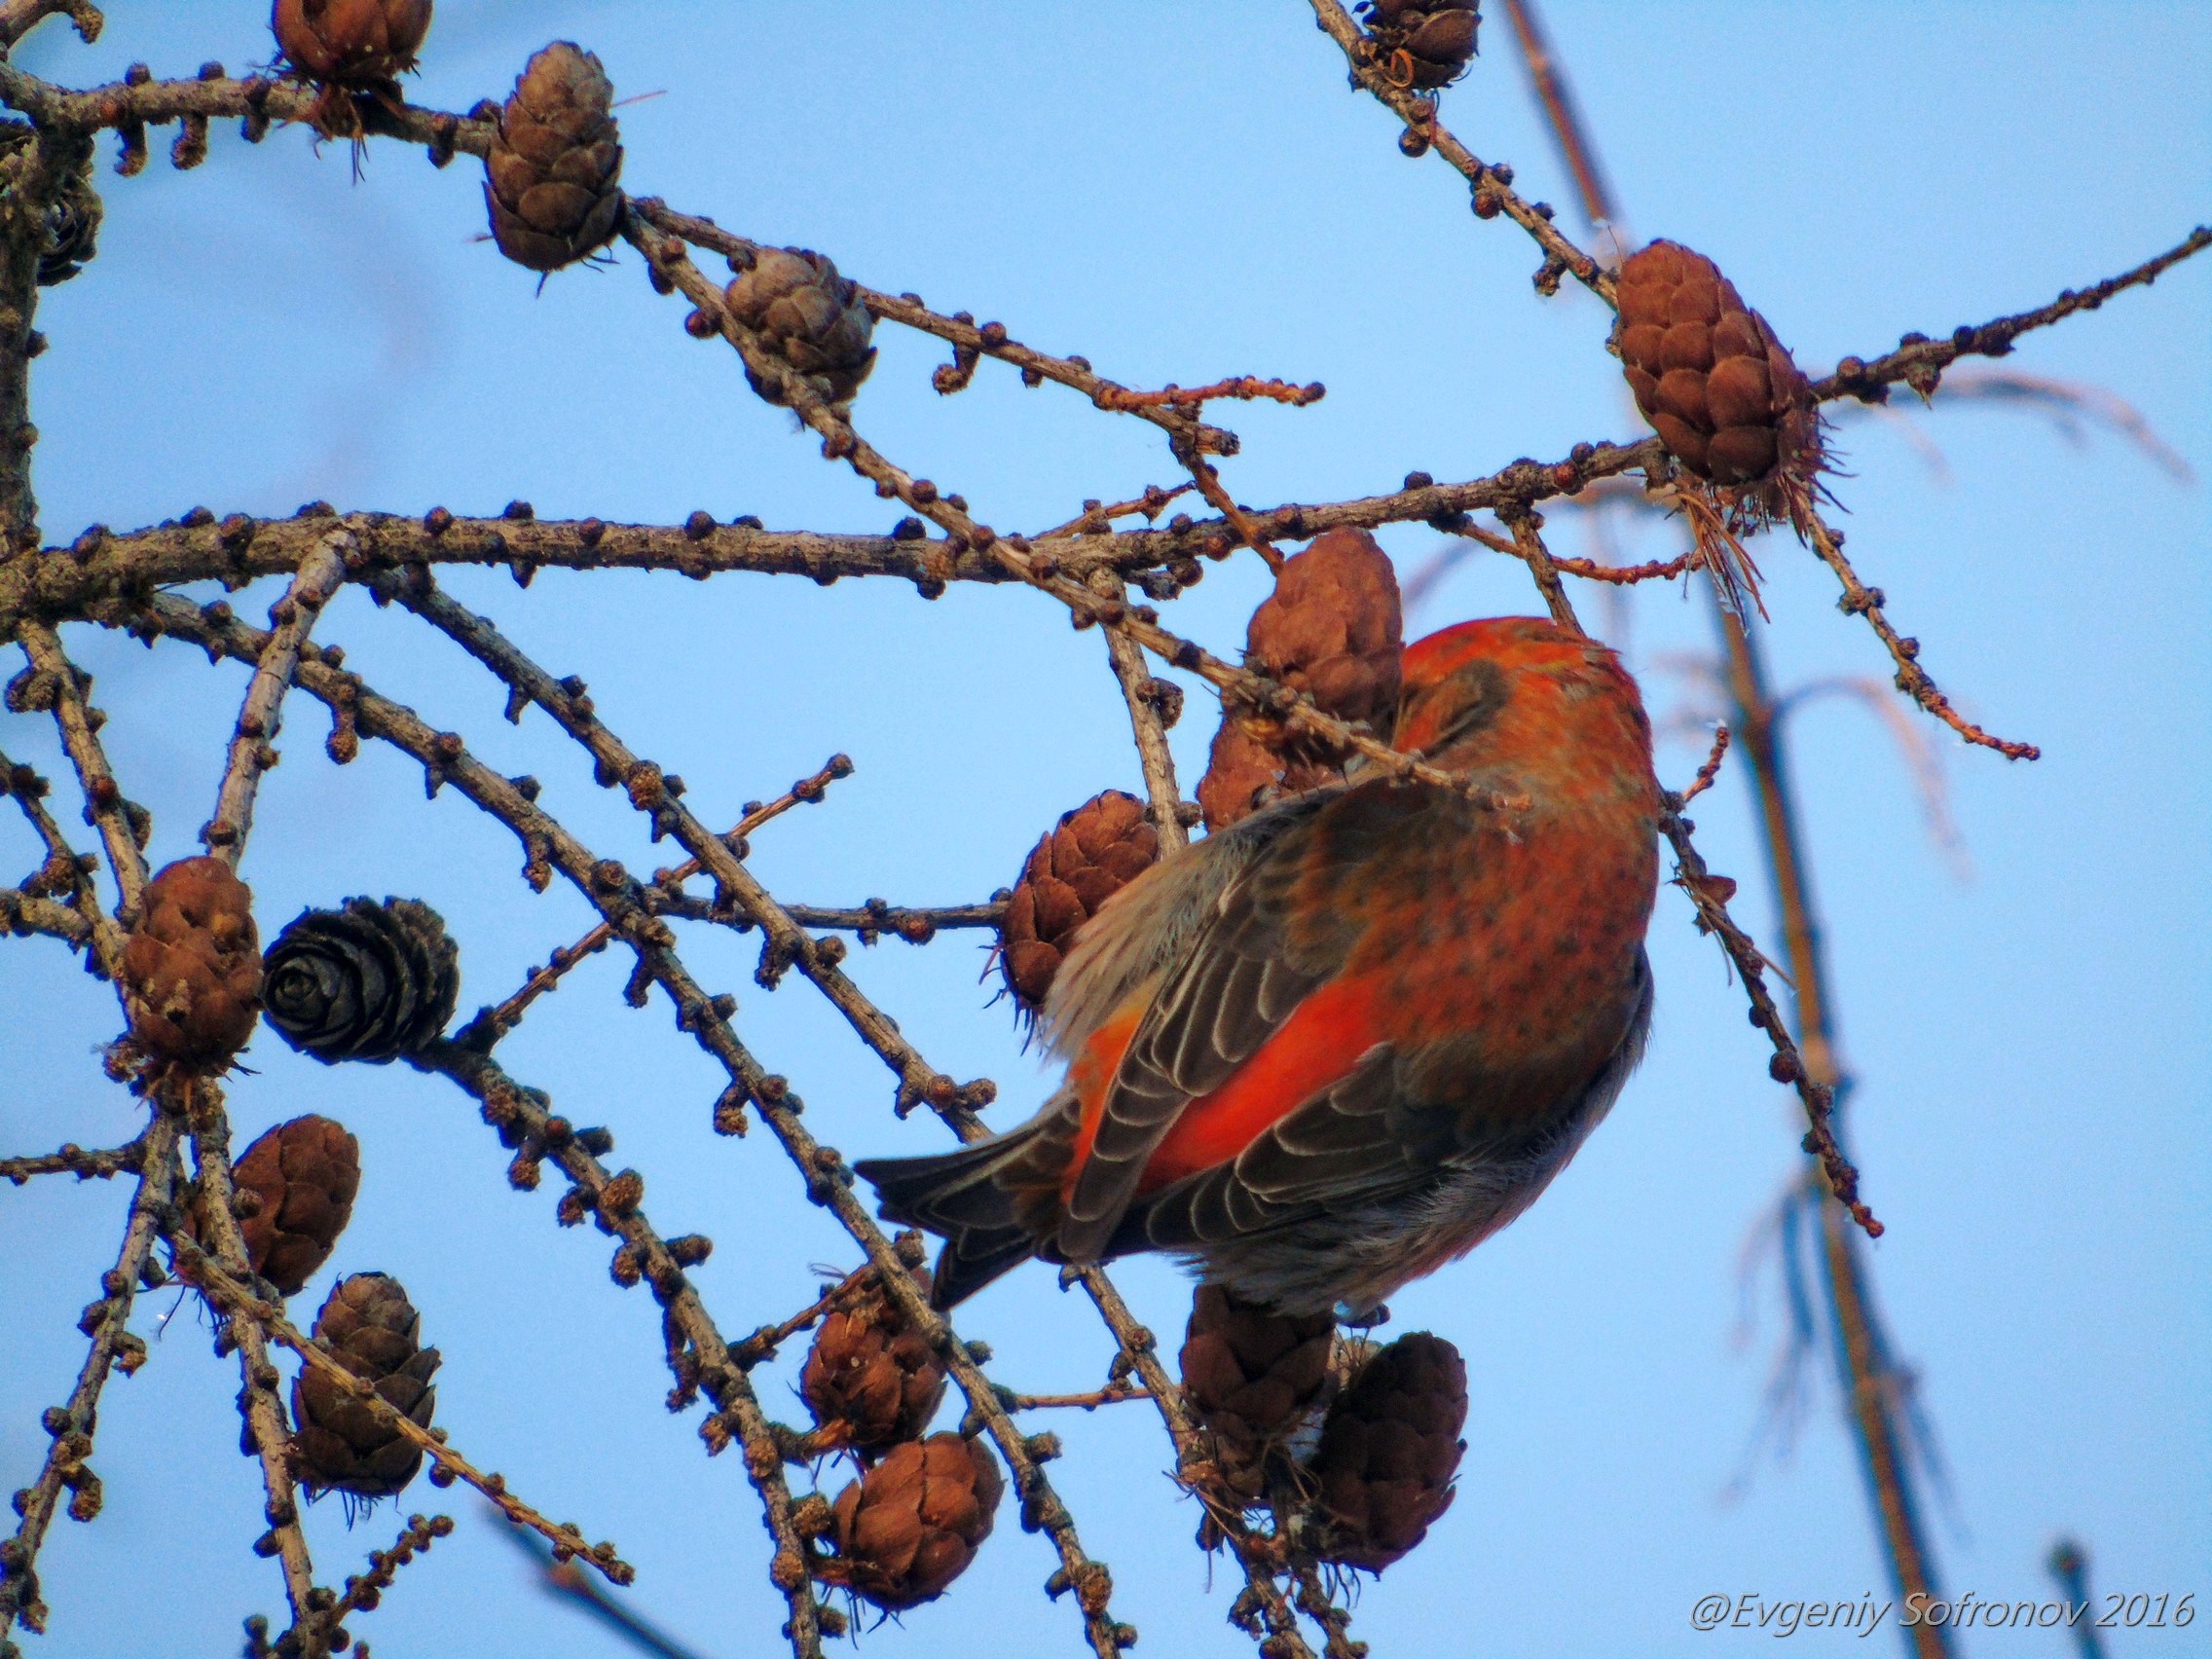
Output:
119 858 460 1077
1181 1287 1468 1573
791 1255 1003 1612
268 6 630 276
116 857 466 1506
280 8 884 403
180 1109 440 1506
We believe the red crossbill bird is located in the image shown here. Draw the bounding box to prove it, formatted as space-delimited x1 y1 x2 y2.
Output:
856 616 1662 1316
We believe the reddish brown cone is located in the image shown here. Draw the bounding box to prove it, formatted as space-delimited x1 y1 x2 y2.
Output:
1308 1331 1467 1571
484 42 624 273
999 790 1160 1018
1198 529 1403 831
815 1433 1003 1610
291 1273 440 1501
1357 1 1482 89
192 1116 360 1297
799 1268 948 1457
121 857 262 1067
722 247 877 408
272 0 431 86
1180 1284 1336 1502
1613 240 1822 495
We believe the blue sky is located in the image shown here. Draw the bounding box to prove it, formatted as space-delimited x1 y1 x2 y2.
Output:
2 5 2206 1657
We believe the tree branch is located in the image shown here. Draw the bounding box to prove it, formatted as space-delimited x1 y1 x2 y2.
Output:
0 1112 174 1645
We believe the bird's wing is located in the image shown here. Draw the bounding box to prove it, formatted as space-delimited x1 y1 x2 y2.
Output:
1054 779 1449 1260
1123 950 1653 1251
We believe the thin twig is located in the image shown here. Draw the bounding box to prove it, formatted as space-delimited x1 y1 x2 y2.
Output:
1816 226 2212 405
202 530 350 865
656 896 1001 940
0 0 100 52
0 742 122 974
1498 0 1623 235
1 444 1672 629
411 1040 823 1655
637 200 1242 463
11 622 146 911
1004 1386 1151 1413
1713 604 1949 1656
459 755 857 1050
1094 377 1324 412
495 1516 719 1659
1292 1562 1366 1659
619 212 1522 834
0 883 93 958
384 568 985 1127
172 1079 324 1648
729 1272 871 1372
1088 567 1192 854
319 1512 456 1652
1306 0 1612 303
0 1132 144 1184
2044 1539 2108 1659
0 1112 174 1644
1801 512 2038 760
1677 724 1730 805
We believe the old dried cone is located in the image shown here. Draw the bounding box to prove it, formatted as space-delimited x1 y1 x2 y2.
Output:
484 41 625 273
191 1115 359 1297
1612 239 1823 502
292 1272 440 1501
1197 527 1403 831
814 1433 1003 1611
998 789 1161 1019
1307 1331 1467 1571
261 897 459 1064
799 1266 948 1458
121 856 262 1069
1179 1285 1335 1498
722 247 877 408
1357 0 1482 89
271 0 431 137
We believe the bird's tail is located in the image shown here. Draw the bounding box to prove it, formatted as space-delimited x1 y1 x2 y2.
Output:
853 1114 1072 1309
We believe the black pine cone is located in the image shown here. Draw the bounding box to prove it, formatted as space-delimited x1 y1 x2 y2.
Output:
262 898 459 1064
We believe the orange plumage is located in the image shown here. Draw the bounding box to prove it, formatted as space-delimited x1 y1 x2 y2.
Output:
858 616 1662 1315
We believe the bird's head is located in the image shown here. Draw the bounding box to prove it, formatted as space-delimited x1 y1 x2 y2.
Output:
1392 617 1654 793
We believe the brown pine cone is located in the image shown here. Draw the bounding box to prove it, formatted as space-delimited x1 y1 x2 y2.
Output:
722 248 877 409
799 1268 948 1457
998 790 1160 1019
121 857 262 1067
272 0 431 87
191 1115 360 1297
815 1433 1003 1611
1181 1285 1335 1473
1309 1331 1466 1572
1612 239 1822 492
291 1273 440 1502
484 42 624 273
1198 528 1402 831
1358 1 1482 90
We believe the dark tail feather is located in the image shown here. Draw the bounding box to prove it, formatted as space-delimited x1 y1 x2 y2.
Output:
925 1226 1039 1309
854 1121 1057 1309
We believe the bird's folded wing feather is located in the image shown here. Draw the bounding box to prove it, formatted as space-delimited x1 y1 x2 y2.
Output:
1054 780 1448 1260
